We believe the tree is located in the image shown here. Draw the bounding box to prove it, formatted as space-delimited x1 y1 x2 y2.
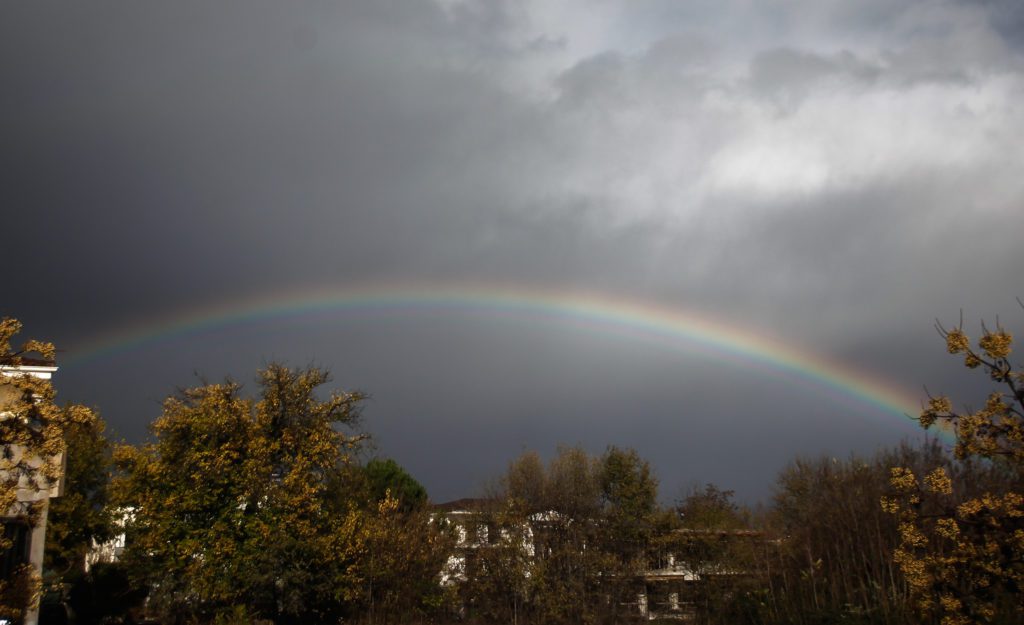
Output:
503 450 546 513
528 445 611 624
457 501 534 625
358 491 456 623
886 317 1024 624
464 446 661 624
656 484 761 625
456 453 548 624
678 484 743 531
44 412 113 577
600 446 658 546
112 364 369 624
347 458 454 623
598 445 658 598
363 457 428 512
1 318 97 623
758 448 949 625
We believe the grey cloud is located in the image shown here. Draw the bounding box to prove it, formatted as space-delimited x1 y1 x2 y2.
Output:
959 0 1024 48
4 0 1024 502
747 48 885 111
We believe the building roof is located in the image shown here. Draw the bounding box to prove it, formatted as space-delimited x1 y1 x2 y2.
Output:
430 497 498 513
673 528 764 537
0 356 57 367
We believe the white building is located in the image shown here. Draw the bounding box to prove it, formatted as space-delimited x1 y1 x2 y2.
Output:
1 358 64 625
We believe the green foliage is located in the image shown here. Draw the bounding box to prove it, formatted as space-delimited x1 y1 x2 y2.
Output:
503 450 546 513
655 484 760 625
525 446 612 624
544 445 602 518
749 441 1016 625
44 413 113 577
358 492 457 623
678 483 744 530
112 364 369 624
458 503 534 624
761 449 929 625
600 446 657 532
462 445 659 625
65 562 147 625
599 445 658 591
363 457 428 512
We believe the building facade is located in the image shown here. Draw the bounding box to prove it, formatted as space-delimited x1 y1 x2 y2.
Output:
1 359 64 625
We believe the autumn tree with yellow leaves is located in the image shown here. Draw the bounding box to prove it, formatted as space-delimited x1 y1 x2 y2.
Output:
1 317 97 622
112 365 370 625
358 491 457 623
885 316 1024 624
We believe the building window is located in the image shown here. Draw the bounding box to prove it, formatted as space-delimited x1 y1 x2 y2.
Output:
1 520 31 578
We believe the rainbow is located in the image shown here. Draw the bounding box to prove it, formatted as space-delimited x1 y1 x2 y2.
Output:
63 282 938 437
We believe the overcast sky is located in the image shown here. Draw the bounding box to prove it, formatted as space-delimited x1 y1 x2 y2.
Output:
4 0 1024 503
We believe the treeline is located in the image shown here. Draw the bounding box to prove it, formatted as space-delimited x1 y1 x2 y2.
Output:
453 441 1021 625
42 365 457 625
5 315 1024 624
458 446 659 624
755 442 1019 625
40 391 1019 625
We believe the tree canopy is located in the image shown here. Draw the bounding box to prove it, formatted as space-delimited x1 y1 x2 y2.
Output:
112 364 369 624
363 457 428 512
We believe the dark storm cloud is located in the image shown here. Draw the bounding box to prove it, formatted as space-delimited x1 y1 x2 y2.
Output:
962 0 1024 48
4 0 1024 501
1 2 538 327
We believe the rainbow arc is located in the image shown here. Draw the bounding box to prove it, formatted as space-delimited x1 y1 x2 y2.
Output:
63 282 938 438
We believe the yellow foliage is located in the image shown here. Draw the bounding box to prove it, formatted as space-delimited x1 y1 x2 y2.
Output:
888 315 1024 625
979 329 1012 360
111 364 370 622
889 467 918 491
934 518 960 540
924 467 953 496
920 395 952 428
879 495 900 514
898 522 927 548
0 318 98 619
945 328 970 354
